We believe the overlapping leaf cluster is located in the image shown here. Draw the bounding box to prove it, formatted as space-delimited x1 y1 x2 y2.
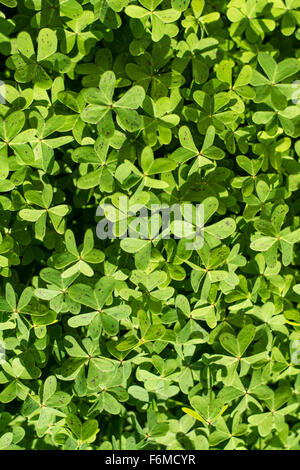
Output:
0 0 300 451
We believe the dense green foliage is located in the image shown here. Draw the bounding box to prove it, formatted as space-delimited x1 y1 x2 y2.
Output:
0 0 300 451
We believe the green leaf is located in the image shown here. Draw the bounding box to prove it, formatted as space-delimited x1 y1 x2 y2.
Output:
115 108 142 132
258 52 276 81
205 219 236 239
250 237 276 252
147 158 177 174
115 86 145 109
37 29 57 62
120 239 150 253
275 59 300 82
171 0 190 11
81 420 99 441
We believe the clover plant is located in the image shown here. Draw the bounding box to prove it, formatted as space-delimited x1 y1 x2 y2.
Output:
0 0 299 451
